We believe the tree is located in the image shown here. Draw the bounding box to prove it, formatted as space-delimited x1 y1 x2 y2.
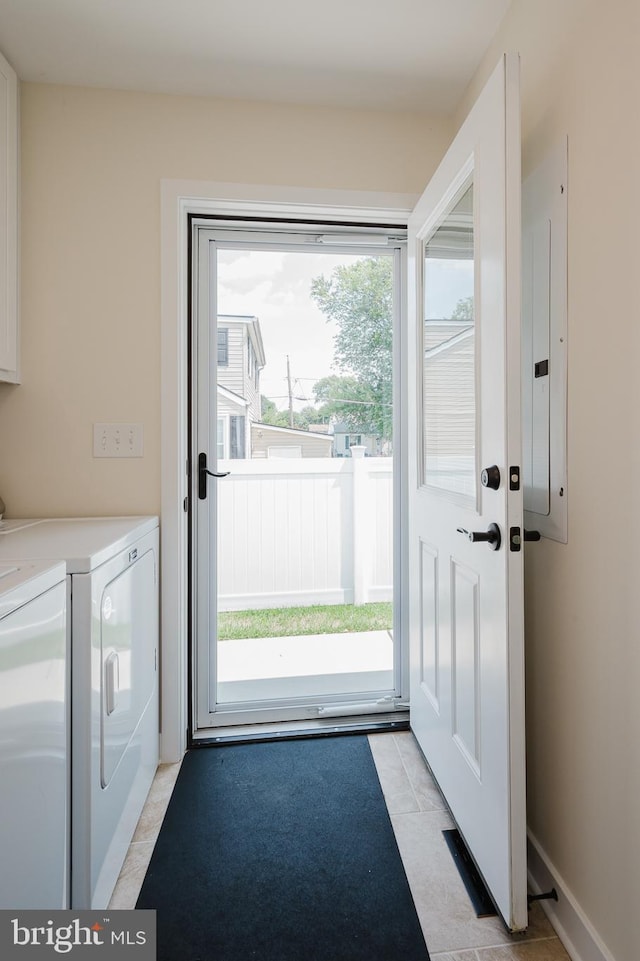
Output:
451 295 473 320
296 405 324 430
260 394 321 431
260 395 289 428
312 375 381 437
310 258 393 440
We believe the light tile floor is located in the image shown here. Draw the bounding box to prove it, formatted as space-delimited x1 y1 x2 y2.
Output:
109 731 570 961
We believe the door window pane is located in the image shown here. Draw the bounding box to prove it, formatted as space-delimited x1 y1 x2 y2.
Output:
422 182 476 501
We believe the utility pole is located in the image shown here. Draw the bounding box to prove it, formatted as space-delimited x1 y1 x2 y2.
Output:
286 354 294 428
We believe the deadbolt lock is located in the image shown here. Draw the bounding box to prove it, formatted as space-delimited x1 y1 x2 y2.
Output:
481 465 501 490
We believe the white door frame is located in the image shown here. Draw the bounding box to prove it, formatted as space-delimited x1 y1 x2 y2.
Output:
159 180 416 761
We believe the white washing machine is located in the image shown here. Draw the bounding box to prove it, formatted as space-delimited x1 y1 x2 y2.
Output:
0 516 159 909
0 559 69 908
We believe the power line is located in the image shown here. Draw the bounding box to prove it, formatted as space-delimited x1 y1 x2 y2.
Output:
264 395 391 408
324 398 392 407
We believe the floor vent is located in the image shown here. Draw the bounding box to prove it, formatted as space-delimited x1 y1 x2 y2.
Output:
442 828 497 918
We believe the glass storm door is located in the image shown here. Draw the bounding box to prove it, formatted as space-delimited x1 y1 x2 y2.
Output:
192 225 406 731
407 54 527 931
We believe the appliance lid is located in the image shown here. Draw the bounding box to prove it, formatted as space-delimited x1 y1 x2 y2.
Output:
0 516 158 573
0 560 67 619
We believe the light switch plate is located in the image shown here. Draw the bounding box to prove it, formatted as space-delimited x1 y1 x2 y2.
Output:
93 423 144 458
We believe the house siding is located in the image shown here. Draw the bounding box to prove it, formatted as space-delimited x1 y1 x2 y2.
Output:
217 320 261 424
242 336 261 424
217 324 245 398
251 424 333 458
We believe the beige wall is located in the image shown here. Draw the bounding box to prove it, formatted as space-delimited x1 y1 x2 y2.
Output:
0 84 452 516
461 3 640 960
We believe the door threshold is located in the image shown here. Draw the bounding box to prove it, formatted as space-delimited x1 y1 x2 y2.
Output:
190 711 409 746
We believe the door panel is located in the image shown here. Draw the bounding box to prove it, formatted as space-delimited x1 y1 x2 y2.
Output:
419 541 439 707
451 559 480 772
408 54 527 930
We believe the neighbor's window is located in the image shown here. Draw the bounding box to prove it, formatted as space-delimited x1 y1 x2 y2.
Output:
217 417 225 459
230 415 245 459
217 328 229 366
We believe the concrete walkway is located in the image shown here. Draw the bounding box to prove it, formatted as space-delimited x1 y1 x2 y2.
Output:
217 629 394 703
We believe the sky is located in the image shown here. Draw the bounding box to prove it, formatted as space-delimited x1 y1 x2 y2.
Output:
216 247 474 411
217 248 365 410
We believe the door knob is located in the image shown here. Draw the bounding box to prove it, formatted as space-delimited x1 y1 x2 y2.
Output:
456 522 502 551
481 465 501 490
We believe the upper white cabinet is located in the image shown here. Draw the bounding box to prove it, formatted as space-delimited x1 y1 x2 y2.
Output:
0 49 18 383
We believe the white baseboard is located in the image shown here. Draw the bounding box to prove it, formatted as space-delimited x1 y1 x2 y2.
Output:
527 831 616 961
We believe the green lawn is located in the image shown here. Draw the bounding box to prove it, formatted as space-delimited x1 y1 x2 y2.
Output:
218 602 392 640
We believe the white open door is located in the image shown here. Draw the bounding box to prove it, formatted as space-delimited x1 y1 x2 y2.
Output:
407 53 527 931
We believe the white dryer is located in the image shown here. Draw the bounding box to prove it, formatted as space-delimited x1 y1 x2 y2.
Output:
0 559 68 908
0 517 159 909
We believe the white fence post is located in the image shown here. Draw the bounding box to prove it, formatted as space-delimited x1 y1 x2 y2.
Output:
351 446 372 606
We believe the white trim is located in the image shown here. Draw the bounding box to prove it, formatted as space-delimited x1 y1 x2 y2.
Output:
160 180 414 762
217 385 249 407
528 831 616 961
165 179 417 224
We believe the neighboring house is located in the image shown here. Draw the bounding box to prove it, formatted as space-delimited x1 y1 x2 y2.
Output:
216 314 265 458
332 422 379 457
251 422 334 458
215 314 335 459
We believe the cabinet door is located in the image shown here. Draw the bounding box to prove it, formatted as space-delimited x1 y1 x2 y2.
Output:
0 50 18 383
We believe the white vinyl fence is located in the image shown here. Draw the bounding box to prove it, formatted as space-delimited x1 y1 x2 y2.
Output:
216 454 393 611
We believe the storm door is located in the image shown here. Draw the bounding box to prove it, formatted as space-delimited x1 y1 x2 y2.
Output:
192 224 406 732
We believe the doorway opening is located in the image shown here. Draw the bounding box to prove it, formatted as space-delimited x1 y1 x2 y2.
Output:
190 220 407 734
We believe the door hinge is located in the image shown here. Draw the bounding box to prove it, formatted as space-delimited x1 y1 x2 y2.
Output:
509 466 520 491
